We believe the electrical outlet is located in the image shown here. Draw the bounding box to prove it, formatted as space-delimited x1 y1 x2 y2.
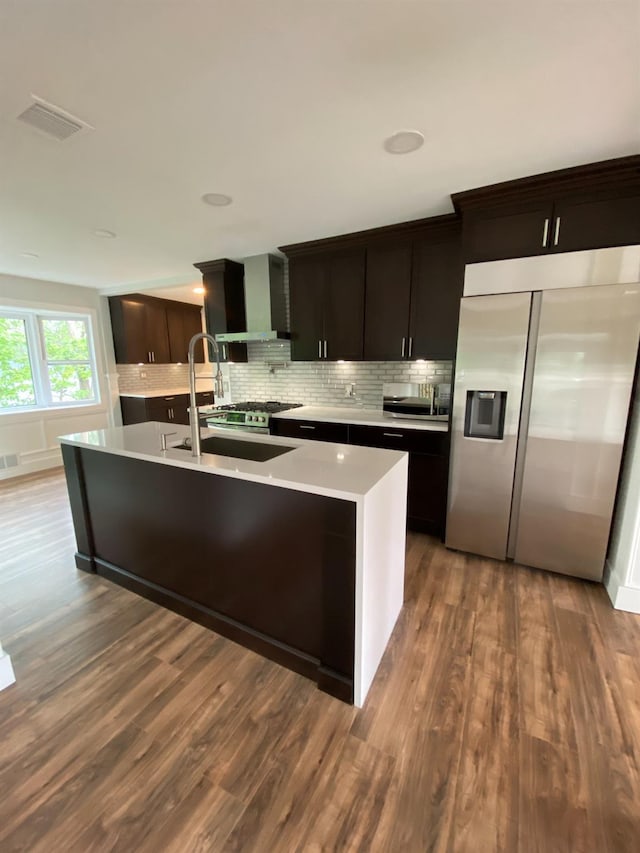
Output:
345 383 356 398
139 369 147 379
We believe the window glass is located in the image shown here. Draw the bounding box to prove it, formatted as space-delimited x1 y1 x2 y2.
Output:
47 364 95 403
0 316 36 408
41 318 90 361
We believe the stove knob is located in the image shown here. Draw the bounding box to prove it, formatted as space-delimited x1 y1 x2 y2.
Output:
259 416 266 423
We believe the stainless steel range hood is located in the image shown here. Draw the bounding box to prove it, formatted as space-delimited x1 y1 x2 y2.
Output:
215 254 290 343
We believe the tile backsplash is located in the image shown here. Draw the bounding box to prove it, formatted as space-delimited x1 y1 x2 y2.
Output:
228 341 452 409
116 346 452 411
117 363 215 393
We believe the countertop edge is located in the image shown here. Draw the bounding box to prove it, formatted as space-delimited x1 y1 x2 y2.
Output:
271 406 449 432
58 428 408 503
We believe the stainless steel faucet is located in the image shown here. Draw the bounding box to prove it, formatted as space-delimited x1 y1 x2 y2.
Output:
188 332 224 457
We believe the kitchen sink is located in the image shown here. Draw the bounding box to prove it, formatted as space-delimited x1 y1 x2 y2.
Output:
174 435 296 462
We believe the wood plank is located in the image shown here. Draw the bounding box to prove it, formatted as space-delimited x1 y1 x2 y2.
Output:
1 469 640 851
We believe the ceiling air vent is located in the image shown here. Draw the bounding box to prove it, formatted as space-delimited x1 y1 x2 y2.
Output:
17 97 91 141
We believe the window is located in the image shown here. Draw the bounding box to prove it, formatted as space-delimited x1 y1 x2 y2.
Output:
0 309 100 412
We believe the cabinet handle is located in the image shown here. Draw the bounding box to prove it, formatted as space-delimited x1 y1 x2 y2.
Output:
223 344 227 361
324 340 327 359
401 337 406 358
408 337 413 358
553 216 561 246
300 425 316 430
147 351 152 363
165 396 175 401
318 340 322 358
542 218 550 248
383 432 404 438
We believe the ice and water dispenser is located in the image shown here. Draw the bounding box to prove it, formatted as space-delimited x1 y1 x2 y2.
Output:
463 390 507 440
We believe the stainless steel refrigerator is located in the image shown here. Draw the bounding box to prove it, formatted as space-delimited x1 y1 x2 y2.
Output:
446 251 640 581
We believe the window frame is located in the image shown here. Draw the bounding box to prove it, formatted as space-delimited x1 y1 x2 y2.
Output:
0 307 101 413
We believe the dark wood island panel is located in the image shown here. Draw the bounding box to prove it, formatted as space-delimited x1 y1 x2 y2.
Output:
61 445 356 702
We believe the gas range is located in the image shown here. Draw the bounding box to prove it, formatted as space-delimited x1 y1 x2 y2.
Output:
204 401 302 434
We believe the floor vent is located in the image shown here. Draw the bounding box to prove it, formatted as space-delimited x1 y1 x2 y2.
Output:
17 97 92 141
0 454 19 469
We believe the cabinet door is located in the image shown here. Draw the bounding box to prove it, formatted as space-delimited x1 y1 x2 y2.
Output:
289 256 325 361
407 452 448 536
167 303 204 364
551 193 640 254
323 249 366 361
364 242 412 361
409 235 464 361
463 201 554 263
144 299 171 364
109 297 151 364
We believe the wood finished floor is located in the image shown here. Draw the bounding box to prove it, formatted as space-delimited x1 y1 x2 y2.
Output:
1 470 640 852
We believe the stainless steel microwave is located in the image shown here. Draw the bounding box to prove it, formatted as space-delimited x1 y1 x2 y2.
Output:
382 382 450 421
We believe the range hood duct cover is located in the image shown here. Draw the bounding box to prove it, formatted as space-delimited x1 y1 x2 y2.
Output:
216 254 289 343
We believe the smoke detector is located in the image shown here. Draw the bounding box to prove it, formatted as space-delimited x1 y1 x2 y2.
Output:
17 96 94 141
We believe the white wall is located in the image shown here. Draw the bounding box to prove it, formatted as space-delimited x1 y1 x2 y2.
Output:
606 376 640 613
0 273 119 480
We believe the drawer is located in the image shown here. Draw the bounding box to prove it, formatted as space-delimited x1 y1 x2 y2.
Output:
271 418 349 444
349 424 447 455
196 391 214 405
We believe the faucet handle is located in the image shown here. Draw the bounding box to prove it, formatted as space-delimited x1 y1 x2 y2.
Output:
160 431 177 451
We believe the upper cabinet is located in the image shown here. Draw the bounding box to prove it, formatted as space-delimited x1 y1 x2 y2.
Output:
282 220 462 363
194 258 248 363
453 155 640 264
364 216 463 362
109 294 204 365
283 247 366 361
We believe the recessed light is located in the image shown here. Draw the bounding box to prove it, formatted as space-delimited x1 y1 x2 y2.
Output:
94 229 116 238
383 130 424 155
201 193 232 207
193 286 205 294
20 251 39 258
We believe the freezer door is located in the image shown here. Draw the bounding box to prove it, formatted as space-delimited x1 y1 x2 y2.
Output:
514 283 640 580
446 292 531 559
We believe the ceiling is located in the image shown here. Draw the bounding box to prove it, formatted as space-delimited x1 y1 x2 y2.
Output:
1 1 638 292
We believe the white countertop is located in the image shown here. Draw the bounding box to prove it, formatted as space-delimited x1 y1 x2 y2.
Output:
58 421 407 501
272 405 449 432
119 386 214 399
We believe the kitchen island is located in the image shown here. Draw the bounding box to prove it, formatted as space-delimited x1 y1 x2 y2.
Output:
59 422 408 706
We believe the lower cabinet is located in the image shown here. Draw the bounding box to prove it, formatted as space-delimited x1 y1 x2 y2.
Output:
120 391 214 426
272 417 449 536
348 425 448 536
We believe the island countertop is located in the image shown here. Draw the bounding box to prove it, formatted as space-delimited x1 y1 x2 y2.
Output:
58 421 407 502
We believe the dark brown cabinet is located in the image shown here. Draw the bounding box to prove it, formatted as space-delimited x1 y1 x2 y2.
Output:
165 301 204 364
270 418 349 444
364 219 463 362
454 156 640 263
348 424 449 536
194 258 248 363
109 295 168 364
285 249 366 361
109 294 203 365
271 415 449 536
364 241 413 361
120 391 213 426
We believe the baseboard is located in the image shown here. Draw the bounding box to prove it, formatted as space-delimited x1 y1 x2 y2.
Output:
0 449 62 481
605 565 640 614
0 652 16 691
